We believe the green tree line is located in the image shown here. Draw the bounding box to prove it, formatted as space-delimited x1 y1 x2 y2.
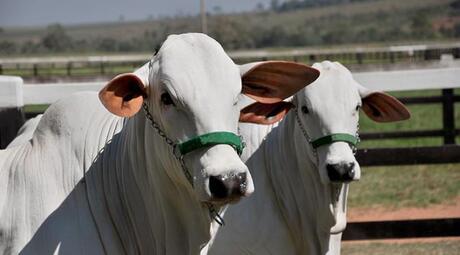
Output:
0 0 459 55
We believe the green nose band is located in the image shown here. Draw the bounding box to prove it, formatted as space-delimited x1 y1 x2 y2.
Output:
178 131 244 156
311 133 359 149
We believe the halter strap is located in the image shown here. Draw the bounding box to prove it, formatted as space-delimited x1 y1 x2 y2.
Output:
311 133 359 149
178 132 244 156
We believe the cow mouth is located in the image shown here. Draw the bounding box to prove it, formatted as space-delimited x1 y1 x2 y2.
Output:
206 196 242 206
329 183 348 234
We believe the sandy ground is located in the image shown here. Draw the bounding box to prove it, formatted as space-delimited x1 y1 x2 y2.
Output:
347 196 460 222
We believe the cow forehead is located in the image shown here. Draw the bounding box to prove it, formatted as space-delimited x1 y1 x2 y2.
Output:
158 34 241 97
305 64 360 107
299 63 361 132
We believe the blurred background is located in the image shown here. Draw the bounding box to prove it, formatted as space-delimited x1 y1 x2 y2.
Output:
1 0 459 254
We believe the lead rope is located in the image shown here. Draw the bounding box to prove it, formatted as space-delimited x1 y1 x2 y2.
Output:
142 102 225 226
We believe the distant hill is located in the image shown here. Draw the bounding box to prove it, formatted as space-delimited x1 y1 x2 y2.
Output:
0 0 459 56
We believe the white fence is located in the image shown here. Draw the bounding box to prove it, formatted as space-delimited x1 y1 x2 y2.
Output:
0 67 456 106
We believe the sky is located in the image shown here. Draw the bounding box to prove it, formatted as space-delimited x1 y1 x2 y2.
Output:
0 0 273 27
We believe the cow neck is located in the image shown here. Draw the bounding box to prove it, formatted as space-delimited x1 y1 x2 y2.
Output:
86 113 213 255
262 112 335 254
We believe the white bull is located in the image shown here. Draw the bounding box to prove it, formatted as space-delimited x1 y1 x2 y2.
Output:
0 33 317 254
208 61 410 254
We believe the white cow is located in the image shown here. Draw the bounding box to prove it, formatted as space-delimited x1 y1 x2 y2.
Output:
0 33 317 255
208 61 410 254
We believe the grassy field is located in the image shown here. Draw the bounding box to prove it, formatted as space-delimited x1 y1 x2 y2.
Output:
0 0 457 57
359 89 460 148
349 89 460 209
348 164 460 208
0 0 449 43
342 240 460 255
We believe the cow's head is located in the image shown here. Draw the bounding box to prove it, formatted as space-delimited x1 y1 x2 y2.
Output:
98 33 317 205
292 61 410 185
292 61 410 233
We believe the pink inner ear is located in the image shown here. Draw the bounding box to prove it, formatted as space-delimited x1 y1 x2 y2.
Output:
362 92 410 122
99 73 147 117
239 101 294 125
242 61 319 104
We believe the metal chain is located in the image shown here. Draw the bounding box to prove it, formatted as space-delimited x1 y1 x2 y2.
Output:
353 123 361 155
294 107 318 161
141 102 224 226
142 102 194 185
294 107 360 158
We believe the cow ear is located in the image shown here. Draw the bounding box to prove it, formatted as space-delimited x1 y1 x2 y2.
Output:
361 92 410 122
240 61 319 104
99 73 147 117
239 101 294 125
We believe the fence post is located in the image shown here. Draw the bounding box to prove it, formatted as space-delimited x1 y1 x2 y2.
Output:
356 52 363 64
442 89 455 144
0 76 25 149
100 62 105 74
33 64 38 76
67 62 72 76
0 64 3 75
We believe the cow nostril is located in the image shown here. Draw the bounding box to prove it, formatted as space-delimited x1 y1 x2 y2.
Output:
327 162 355 182
327 163 341 182
209 175 228 199
345 162 355 179
209 173 247 199
233 173 247 196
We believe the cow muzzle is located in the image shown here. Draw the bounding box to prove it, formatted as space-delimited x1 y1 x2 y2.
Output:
326 162 355 183
209 172 248 201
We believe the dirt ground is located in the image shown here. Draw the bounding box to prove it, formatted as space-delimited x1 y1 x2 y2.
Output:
347 196 460 222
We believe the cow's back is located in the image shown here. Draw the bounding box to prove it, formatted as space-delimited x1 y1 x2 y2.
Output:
0 91 123 254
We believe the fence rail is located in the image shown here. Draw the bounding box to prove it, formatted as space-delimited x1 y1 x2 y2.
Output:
1 43 459 79
1 66 459 241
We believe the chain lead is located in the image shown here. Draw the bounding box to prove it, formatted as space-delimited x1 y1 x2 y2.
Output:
142 102 226 225
142 102 194 185
294 107 360 158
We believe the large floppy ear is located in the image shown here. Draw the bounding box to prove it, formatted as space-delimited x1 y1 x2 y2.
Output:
239 101 294 125
359 85 410 122
99 73 147 117
240 61 319 104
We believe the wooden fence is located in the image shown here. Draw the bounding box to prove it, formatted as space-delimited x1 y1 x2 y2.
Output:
0 66 459 241
0 43 459 79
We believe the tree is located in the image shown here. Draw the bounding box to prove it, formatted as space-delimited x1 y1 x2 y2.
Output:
270 0 280 11
0 41 18 55
41 23 73 52
410 11 433 39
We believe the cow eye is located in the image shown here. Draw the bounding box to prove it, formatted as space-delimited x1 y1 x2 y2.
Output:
301 105 309 114
160 92 175 106
355 104 361 111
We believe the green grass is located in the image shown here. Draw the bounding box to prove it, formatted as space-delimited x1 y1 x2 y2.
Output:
342 240 460 255
24 104 49 113
359 89 460 148
348 164 460 208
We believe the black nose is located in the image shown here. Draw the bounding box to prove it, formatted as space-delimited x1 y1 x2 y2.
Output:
326 162 355 183
209 173 247 199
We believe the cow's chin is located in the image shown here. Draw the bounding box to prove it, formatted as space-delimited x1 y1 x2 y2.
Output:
206 196 243 206
329 183 348 234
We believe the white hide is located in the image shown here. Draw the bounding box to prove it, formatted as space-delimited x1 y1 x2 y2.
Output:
208 61 409 255
0 33 254 255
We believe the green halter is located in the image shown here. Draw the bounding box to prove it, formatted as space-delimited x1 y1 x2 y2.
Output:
311 133 359 149
294 108 360 152
178 132 244 156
